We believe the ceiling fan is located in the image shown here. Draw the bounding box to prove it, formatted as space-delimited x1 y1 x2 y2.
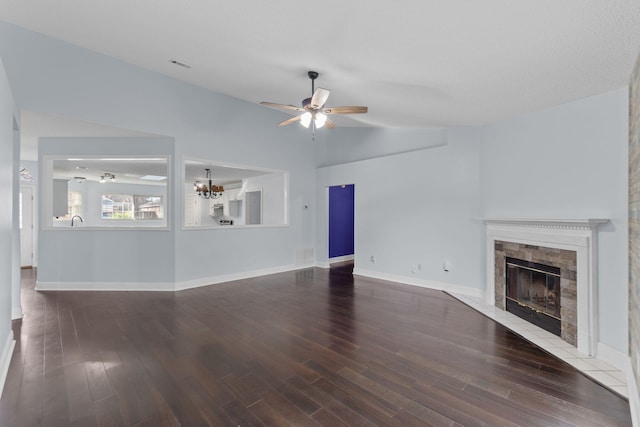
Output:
260 71 368 130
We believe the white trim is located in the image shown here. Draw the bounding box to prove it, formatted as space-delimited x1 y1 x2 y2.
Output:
597 342 630 369
175 264 309 291
41 154 172 231
626 363 640 427
353 267 485 299
34 263 318 292
484 218 608 356
329 254 354 264
35 281 175 292
181 155 290 229
316 262 331 269
11 307 22 320
0 331 15 398
181 224 289 231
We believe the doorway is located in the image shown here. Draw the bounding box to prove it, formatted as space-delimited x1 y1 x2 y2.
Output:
20 186 34 268
328 184 354 262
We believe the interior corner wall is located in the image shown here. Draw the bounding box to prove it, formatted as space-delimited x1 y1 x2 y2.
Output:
629 51 640 391
0 56 18 392
316 127 484 293
480 87 629 354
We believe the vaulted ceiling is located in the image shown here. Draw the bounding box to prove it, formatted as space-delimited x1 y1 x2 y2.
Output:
2 1 640 128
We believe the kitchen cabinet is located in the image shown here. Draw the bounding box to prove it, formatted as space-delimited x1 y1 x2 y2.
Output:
224 189 241 217
53 179 68 218
229 200 242 217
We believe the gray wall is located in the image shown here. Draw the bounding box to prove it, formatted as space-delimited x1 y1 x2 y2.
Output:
316 127 483 290
480 88 629 353
0 57 18 384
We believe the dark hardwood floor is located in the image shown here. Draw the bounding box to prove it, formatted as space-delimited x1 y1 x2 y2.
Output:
0 264 631 426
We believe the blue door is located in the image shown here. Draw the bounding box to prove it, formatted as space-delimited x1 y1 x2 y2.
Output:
328 184 354 259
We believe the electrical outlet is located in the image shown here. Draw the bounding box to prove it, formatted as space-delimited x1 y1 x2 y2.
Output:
443 261 451 272
370 256 375 263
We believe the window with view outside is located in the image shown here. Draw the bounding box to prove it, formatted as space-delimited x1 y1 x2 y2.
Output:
102 194 164 220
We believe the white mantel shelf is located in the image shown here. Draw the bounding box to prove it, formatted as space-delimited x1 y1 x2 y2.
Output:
484 217 610 357
483 218 609 229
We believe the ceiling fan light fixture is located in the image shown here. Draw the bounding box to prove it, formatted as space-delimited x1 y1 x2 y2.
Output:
300 112 312 128
315 112 327 128
260 70 367 132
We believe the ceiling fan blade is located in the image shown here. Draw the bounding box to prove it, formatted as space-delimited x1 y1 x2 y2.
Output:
325 118 336 130
310 88 330 109
260 101 305 112
323 106 368 115
277 115 302 126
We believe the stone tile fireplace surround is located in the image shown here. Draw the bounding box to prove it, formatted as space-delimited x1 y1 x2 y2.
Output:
485 218 608 356
496 242 576 344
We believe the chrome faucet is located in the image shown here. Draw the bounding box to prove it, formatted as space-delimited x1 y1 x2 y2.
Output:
71 215 83 227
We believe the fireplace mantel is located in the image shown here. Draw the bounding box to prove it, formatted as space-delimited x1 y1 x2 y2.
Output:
484 218 609 356
483 218 609 230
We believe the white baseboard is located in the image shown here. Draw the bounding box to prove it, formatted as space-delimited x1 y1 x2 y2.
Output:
316 255 355 269
329 255 354 264
628 367 640 427
596 343 637 426
175 263 311 291
597 342 630 370
0 330 15 398
353 268 485 299
11 306 22 320
34 263 318 292
35 281 175 292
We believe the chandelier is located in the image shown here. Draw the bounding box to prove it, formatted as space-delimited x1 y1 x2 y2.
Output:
194 168 224 199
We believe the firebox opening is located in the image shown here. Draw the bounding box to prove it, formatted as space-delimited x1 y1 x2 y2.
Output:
506 257 561 337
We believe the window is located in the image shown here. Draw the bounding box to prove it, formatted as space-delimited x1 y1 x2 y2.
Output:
102 194 164 220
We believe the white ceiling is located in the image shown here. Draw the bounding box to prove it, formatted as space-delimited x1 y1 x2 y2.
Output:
2 1 640 129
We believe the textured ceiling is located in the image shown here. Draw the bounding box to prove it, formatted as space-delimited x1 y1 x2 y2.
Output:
2 1 640 128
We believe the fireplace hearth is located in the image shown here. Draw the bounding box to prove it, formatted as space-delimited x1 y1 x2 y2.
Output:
506 257 561 336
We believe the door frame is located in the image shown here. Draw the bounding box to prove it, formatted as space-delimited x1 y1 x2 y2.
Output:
20 185 34 268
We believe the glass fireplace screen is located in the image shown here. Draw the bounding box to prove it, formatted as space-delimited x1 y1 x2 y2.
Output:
506 257 561 319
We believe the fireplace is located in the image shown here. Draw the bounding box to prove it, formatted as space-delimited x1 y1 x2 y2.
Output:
484 218 607 356
506 257 561 336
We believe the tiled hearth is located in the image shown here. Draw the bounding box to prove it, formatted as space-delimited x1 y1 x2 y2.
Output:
450 292 628 398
